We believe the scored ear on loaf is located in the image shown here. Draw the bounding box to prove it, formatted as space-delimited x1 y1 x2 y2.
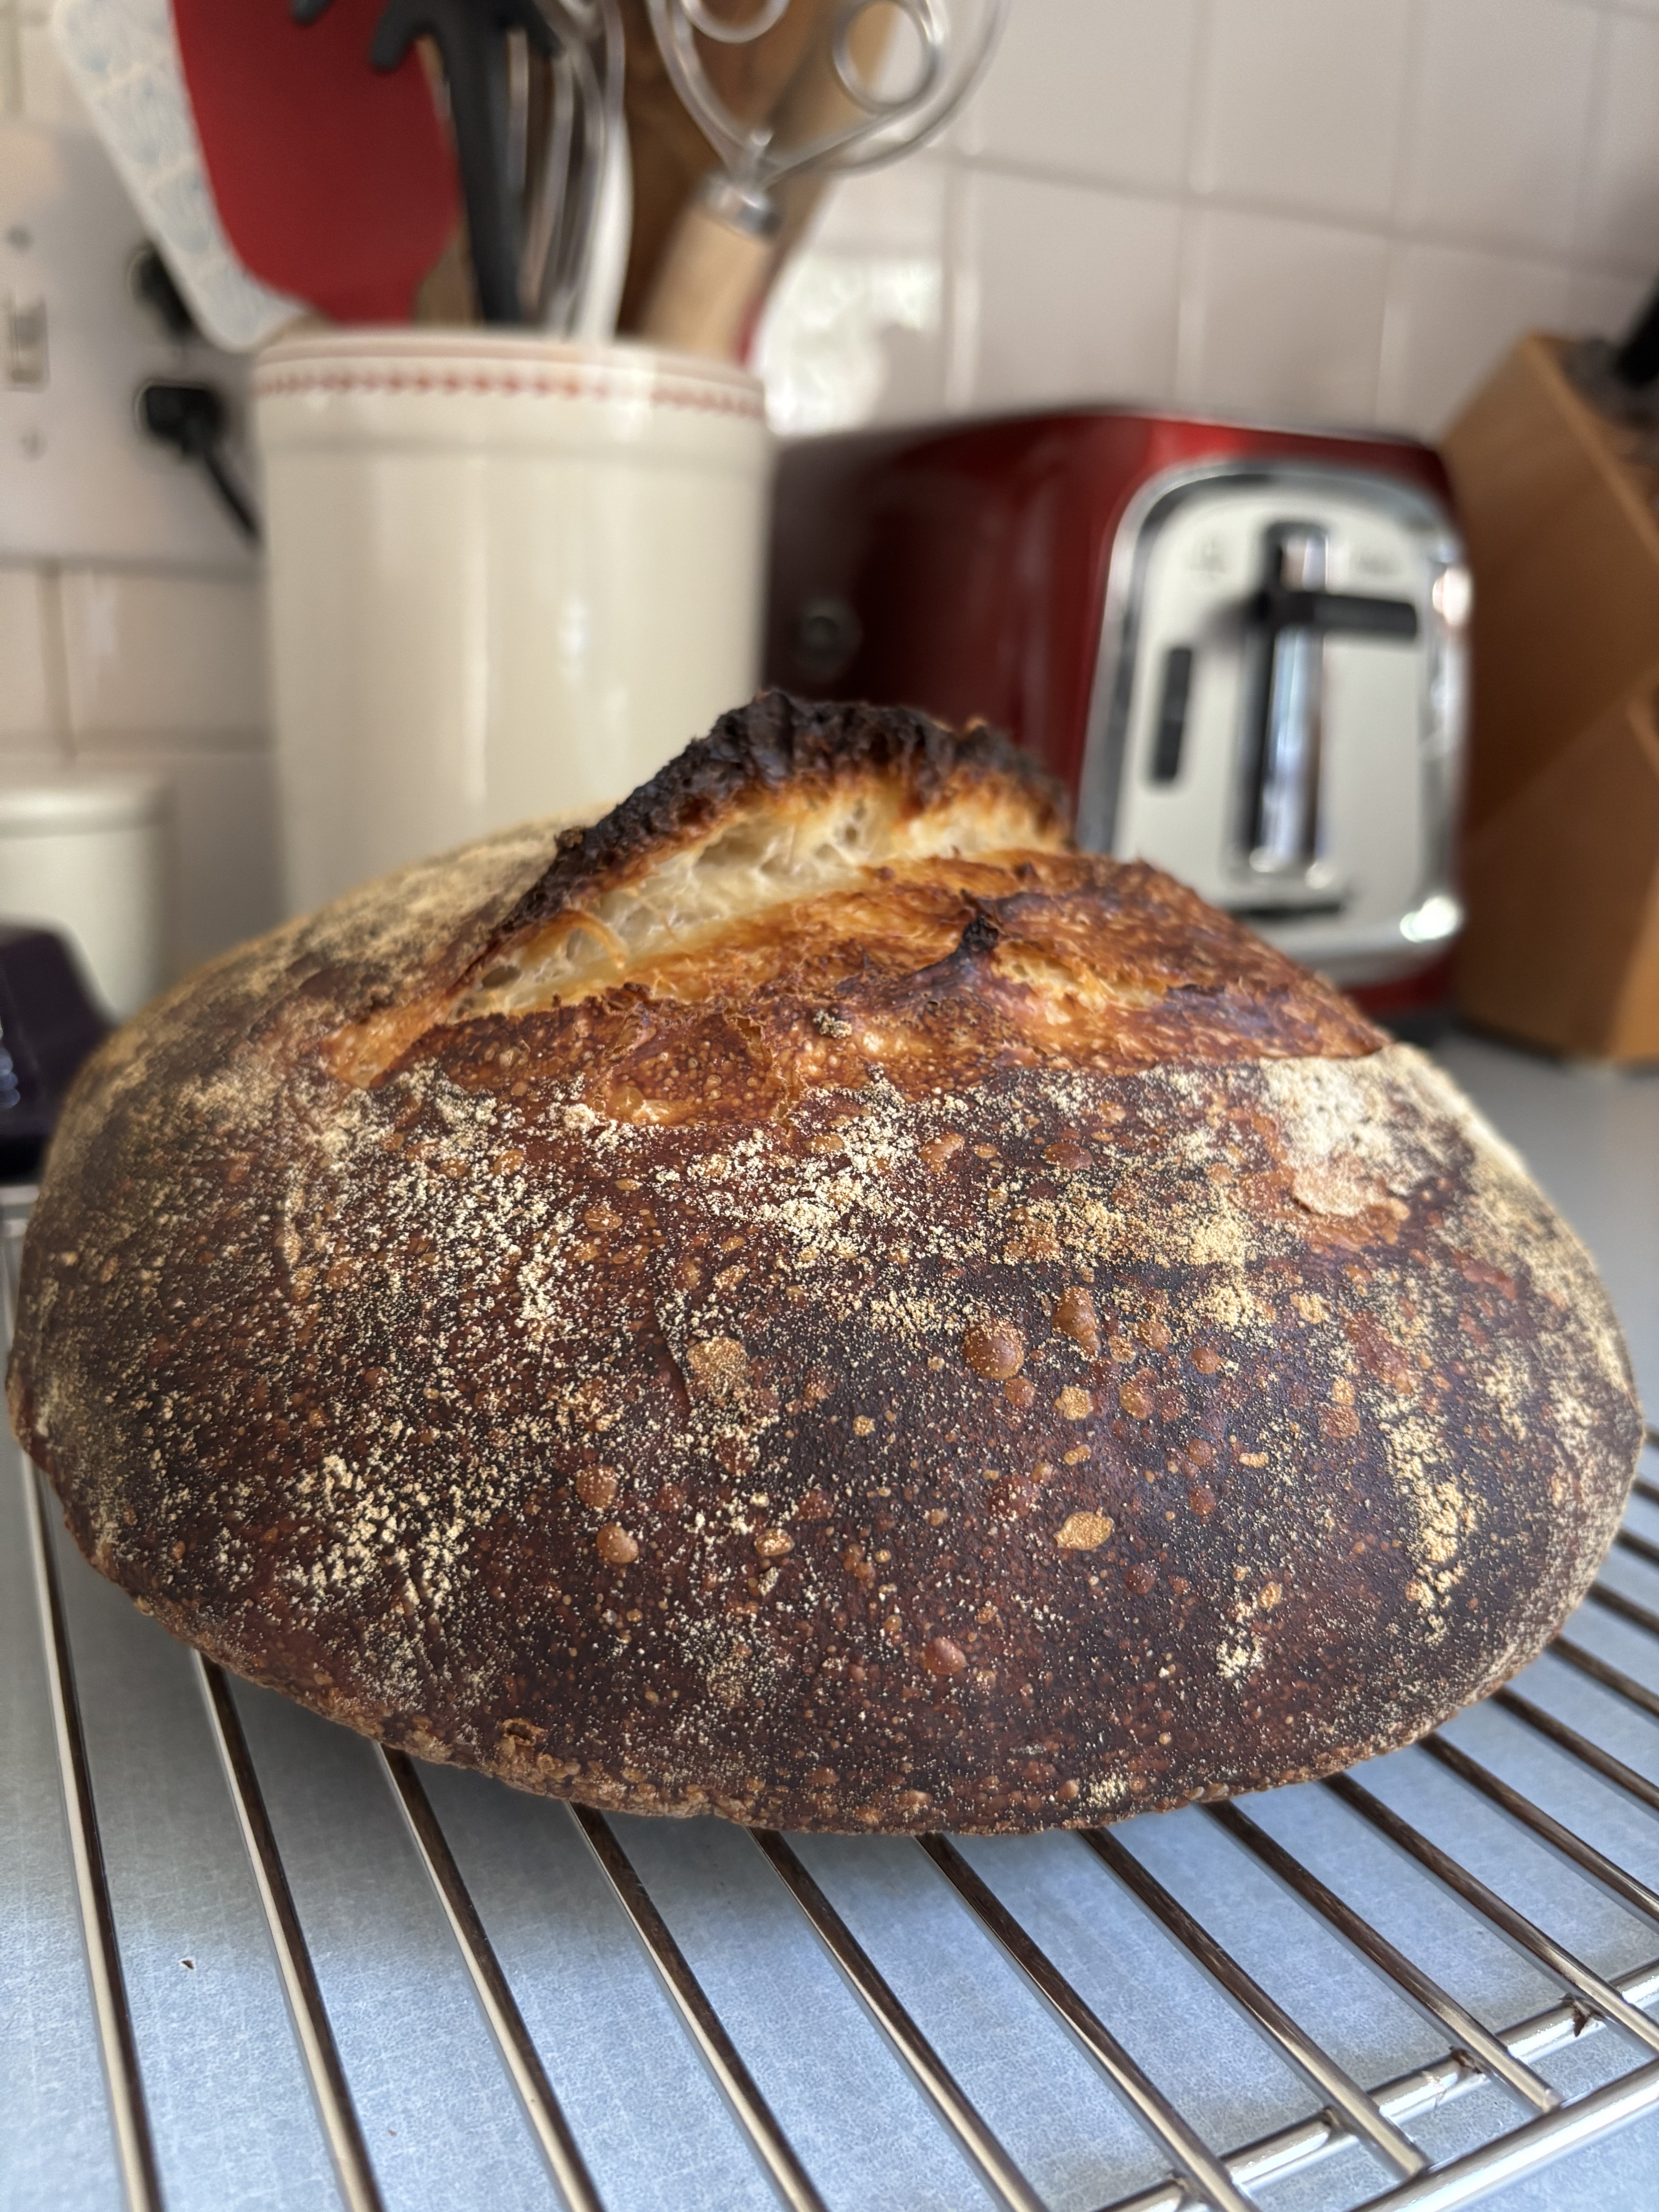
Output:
7 694 1642 1834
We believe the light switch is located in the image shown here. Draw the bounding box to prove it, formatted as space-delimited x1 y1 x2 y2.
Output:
0 123 256 566
4 291 46 386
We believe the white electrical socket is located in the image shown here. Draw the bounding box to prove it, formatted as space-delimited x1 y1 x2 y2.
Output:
0 120 258 567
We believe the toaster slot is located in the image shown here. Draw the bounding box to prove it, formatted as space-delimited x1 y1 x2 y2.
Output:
1150 646 1195 783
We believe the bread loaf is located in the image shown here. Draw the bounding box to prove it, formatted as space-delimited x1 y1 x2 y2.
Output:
8 696 1641 1832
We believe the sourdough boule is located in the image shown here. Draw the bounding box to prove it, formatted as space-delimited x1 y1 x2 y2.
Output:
7 694 1642 1832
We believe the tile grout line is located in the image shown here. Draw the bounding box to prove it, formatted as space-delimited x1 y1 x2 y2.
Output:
956 148 1642 286
36 558 75 765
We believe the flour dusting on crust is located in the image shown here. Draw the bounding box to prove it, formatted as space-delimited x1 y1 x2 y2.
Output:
7 696 1642 1834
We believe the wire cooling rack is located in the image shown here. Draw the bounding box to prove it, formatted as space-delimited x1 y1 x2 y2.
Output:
6 1175 1659 2212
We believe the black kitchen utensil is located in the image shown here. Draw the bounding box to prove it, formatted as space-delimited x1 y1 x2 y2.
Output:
295 0 557 325
1614 278 1659 389
136 381 261 542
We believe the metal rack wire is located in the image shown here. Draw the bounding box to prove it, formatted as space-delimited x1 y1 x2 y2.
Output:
7 1180 1659 2212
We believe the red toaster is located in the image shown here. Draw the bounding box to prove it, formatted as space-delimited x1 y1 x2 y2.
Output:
765 408 1470 996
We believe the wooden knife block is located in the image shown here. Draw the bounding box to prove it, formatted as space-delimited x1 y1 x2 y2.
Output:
1443 333 1659 1061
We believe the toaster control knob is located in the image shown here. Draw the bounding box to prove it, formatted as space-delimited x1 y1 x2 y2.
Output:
792 596 863 684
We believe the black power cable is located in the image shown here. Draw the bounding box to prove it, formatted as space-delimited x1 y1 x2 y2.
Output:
294 0 558 325
135 381 261 544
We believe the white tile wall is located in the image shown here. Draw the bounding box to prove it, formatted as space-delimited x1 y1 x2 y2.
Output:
1398 0 1601 255
1178 207 1391 420
1192 0 1415 227
0 14 19 121
0 563 57 749
1378 242 1571 434
16 14 85 134
957 0 1203 195
5 0 1659 981
0 562 275 972
75 745 282 972
761 0 1659 444
0 0 278 977
965 168 1182 409
754 158 950 434
58 568 266 744
1578 10 1659 270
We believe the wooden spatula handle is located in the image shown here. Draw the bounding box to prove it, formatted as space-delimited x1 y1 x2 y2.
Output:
638 196 776 359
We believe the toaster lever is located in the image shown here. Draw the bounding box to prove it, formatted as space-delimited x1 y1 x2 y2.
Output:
1255 586 1419 640
1242 528 1418 877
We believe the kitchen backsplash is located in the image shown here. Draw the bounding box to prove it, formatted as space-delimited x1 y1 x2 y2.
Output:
761 0 1659 433
0 552 278 978
5 0 1659 979
0 560 277 974
2 0 273 977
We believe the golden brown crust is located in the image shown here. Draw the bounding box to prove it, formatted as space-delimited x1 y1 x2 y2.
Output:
361 850 1388 1150
8 696 1642 1833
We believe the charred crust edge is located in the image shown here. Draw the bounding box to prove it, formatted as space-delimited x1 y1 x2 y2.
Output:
495 692 1072 938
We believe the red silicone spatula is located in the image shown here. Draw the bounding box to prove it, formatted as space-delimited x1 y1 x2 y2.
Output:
170 0 459 324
